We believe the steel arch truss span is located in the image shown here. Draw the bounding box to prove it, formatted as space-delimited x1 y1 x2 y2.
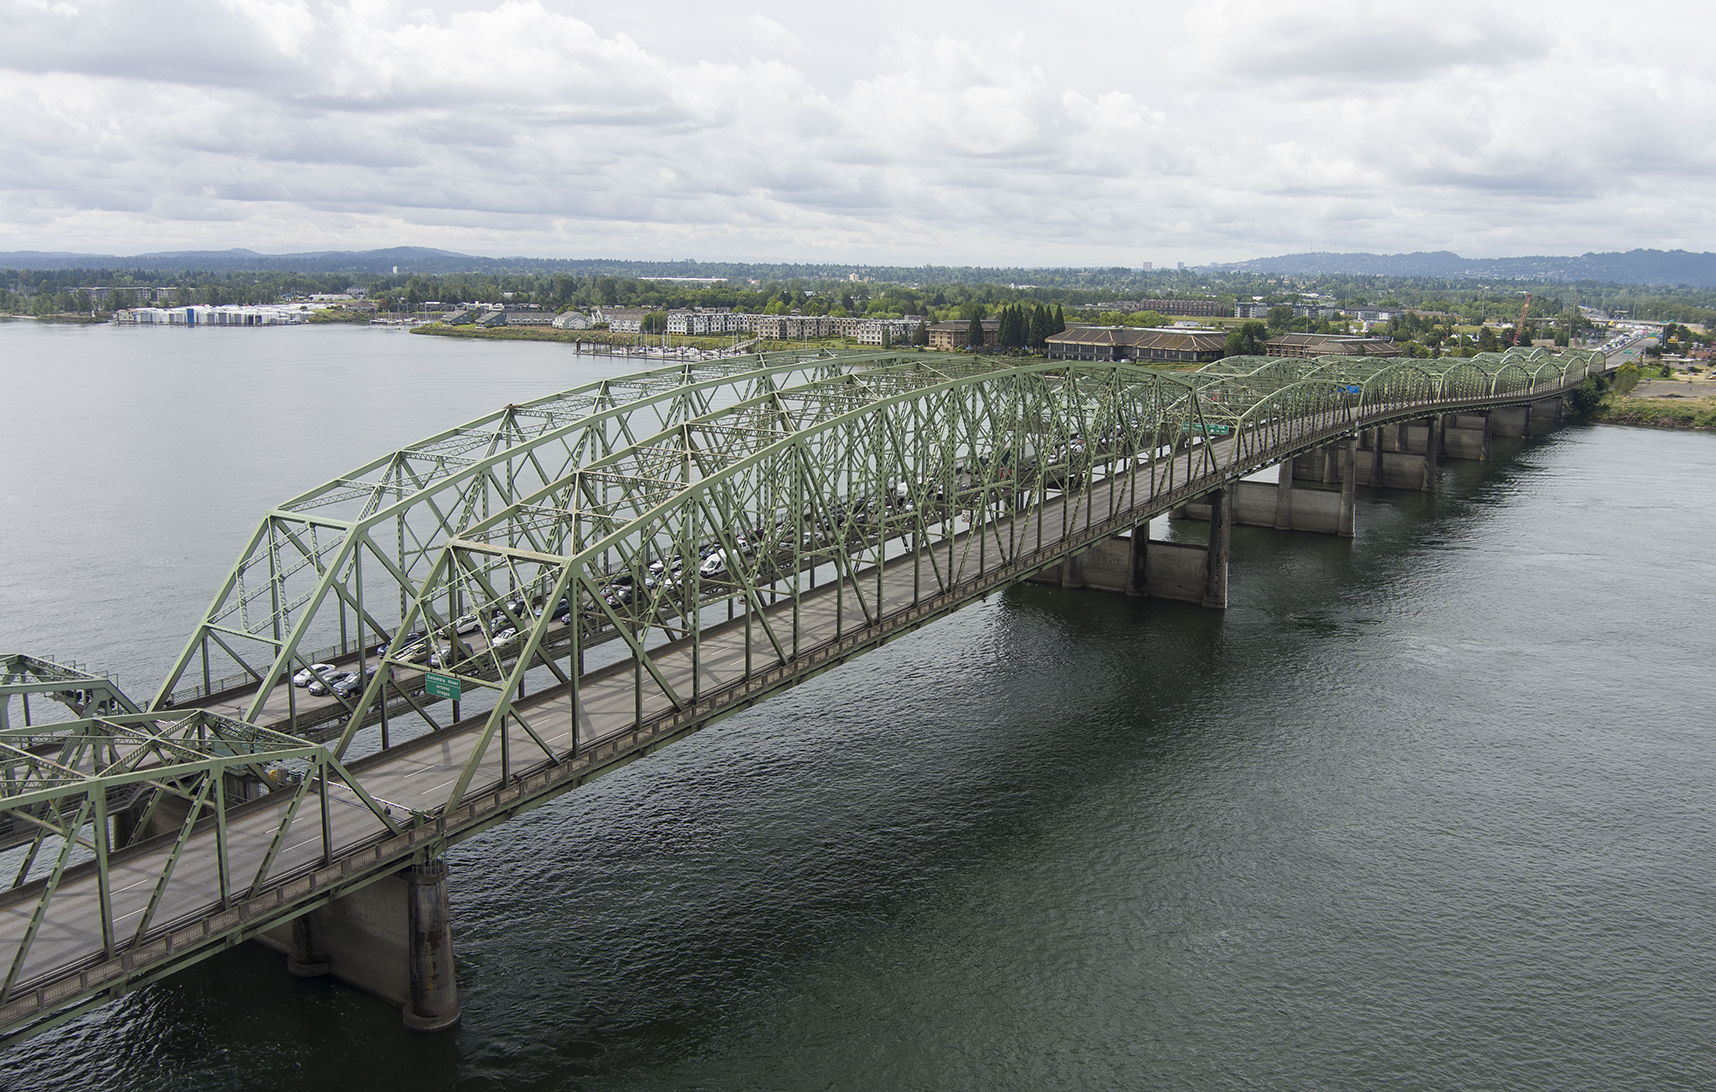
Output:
344 346 1603 813
150 350 941 737
0 345 1604 1048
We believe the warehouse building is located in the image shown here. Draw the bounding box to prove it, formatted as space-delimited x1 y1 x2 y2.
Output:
1044 326 1226 364
1263 333 1404 358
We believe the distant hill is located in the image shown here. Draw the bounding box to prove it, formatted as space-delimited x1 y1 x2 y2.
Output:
6 246 1716 288
0 247 503 274
0 247 1119 285
1215 249 1716 286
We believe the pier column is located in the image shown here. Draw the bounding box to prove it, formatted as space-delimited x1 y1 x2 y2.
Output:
1273 463 1295 531
1339 438 1357 538
287 911 329 978
1059 554 1083 589
1367 428 1384 486
404 859 461 1032
1202 488 1230 610
1126 528 1147 598
1421 415 1441 493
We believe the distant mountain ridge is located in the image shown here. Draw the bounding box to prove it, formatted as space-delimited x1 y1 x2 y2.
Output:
1214 249 1716 286
0 247 1121 285
0 247 500 275
4 246 1716 287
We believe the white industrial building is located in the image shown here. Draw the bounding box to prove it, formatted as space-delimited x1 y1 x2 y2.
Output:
113 305 311 326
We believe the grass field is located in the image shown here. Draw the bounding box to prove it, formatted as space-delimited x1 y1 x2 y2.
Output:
1592 392 1716 430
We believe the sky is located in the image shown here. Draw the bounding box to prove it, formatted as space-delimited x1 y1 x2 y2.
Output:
2 0 1712 266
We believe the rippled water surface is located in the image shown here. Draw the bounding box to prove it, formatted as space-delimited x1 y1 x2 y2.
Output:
2 322 1714 1091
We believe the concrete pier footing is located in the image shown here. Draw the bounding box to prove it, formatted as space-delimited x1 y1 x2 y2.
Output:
1201 487 1230 609
1176 458 1354 538
404 859 461 1032
1033 489 1231 608
260 857 461 1032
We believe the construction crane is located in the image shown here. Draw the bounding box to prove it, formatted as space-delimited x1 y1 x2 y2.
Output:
1514 293 1533 346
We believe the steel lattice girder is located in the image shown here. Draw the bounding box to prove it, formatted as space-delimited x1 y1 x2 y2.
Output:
0 707 401 1008
149 349 960 730
0 710 340 999
1 655 141 734
153 345 1601 743
339 346 1603 806
0 345 1604 1048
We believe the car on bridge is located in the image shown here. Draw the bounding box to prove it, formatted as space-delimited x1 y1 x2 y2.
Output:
331 669 374 698
308 670 356 696
291 663 336 687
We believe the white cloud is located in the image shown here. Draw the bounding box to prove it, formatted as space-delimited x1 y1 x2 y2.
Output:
0 0 1713 262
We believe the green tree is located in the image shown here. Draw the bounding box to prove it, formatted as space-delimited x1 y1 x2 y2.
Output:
1478 325 1499 352
1266 305 1294 332
967 314 985 349
641 311 667 333
1028 304 1048 348
998 304 1026 349
1566 373 1610 414
1223 320 1268 357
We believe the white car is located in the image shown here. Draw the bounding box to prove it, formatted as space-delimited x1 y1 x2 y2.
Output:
292 663 336 687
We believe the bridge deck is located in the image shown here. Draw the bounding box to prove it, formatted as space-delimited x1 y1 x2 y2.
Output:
0 371 1596 1035
0 431 1243 992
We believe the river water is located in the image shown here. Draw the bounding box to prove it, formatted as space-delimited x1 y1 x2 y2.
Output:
1 322 1713 1091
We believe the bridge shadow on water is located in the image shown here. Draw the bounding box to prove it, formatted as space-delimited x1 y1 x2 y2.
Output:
9 420 1702 1092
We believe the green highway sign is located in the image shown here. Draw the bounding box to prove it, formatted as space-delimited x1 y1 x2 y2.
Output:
425 672 461 701
1181 422 1233 436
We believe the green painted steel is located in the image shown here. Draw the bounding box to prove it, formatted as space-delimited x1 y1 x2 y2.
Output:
0 344 1605 1047
148 349 954 738
0 655 141 735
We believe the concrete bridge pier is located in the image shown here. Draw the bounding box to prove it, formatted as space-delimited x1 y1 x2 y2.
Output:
1440 412 1493 461
1423 414 1441 491
1174 446 1355 537
1354 419 1439 491
404 859 462 1032
1489 406 1530 438
1033 490 1231 607
1201 487 1230 610
260 857 461 1032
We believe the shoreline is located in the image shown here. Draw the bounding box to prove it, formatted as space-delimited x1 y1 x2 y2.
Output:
1591 390 1716 431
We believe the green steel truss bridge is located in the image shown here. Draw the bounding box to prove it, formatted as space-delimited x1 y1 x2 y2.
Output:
0 345 1605 1043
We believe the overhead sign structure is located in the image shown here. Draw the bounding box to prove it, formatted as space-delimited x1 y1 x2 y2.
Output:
424 672 461 701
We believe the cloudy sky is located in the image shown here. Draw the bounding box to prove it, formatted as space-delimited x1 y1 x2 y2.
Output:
3 0 1711 264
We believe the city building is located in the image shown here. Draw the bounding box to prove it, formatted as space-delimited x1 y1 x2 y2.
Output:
594 307 648 332
666 308 747 335
112 305 310 326
1093 298 1224 318
855 317 926 346
928 319 1000 350
551 310 591 330
1263 333 1404 358
1044 327 1225 364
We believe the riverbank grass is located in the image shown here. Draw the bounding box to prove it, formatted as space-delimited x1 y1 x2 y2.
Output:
1592 391 1716 430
